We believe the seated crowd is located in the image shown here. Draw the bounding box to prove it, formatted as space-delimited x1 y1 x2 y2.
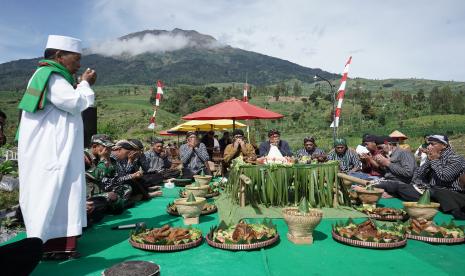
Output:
84 129 465 222
219 129 465 220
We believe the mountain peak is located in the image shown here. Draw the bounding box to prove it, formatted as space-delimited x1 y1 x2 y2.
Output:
118 28 222 48
0 28 338 89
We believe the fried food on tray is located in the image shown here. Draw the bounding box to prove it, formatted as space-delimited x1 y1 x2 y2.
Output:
130 224 202 245
211 220 277 244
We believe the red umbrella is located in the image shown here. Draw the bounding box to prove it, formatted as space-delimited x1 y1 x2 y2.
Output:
159 130 182 144
182 98 284 120
159 130 177 136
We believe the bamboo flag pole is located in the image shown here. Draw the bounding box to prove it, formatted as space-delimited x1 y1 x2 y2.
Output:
243 74 250 141
330 56 352 129
148 80 164 133
149 107 157 135
148 87 157 131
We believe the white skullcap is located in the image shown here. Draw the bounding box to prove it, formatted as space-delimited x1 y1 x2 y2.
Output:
45 35 82 54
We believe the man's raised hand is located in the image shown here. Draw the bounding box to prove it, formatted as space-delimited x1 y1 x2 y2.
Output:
81 68 97 85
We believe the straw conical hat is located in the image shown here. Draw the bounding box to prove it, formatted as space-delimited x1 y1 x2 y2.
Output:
389 130 408 139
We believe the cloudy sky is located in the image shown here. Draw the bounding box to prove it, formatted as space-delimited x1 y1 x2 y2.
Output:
1 0 464 81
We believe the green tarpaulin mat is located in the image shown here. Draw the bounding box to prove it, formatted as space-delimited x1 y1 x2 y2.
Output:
214 193 367 224
2 187 465 276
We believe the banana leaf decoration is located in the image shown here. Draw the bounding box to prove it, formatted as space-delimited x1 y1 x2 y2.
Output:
187 192 196 202
226 161 349 208
366 184 375 191
417 189 431 205
298 197 309 213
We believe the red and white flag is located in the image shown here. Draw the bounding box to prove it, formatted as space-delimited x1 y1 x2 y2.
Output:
155 80 164 106
243 83 249 102
331 56 352 128
148 80 164 129
148 110 157 129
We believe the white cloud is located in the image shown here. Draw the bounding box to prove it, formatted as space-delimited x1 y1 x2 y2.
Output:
88 33 206 57
2 0 464 81
81 0 465 81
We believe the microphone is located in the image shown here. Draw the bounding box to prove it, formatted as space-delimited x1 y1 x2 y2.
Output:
111 222 146 230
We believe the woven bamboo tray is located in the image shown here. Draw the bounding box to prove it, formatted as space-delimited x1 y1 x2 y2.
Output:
166 204 217 216
332 230 407 249
357 207 408 221
206 233 279 251
365 212 408 222
129 236 203 252
180 189 220 198
406 233 465 244
102 261 160 276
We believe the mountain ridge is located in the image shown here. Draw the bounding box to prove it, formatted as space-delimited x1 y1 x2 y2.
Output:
0 28 340 90
1 28 463 91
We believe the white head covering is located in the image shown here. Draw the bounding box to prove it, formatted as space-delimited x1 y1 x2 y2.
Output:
45 35 82 54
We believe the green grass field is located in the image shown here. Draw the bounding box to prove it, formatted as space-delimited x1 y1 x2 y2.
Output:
2 84 465 155
2 83 465 212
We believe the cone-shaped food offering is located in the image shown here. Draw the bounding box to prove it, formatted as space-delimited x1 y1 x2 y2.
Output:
403 189 439 221
417 189 431 205
174 195 206 225
187 192 197 202
366 184 375 191
201 169 205 176
283 197 323 244
298 197 310 214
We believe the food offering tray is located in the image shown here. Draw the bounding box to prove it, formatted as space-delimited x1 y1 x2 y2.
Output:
332 230 407 249
129 236 203 252
406 233 464 244
166 203 217 216
205 233 279 251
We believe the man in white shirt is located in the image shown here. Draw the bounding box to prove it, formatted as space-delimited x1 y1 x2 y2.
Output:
18 35 96 260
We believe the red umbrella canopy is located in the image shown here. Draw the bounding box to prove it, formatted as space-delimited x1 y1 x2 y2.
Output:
182 98 284 120
159 130 178 136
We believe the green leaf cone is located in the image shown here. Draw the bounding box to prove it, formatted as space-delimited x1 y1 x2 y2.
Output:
187 192 196 202
417 189 431 205
298 197 309 213
201 169 205 176
366 184 375 191
218 220 228 230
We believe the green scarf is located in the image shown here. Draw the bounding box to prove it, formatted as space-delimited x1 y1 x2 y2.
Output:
18 59 75 113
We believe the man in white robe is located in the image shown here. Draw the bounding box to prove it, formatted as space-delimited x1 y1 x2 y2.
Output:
18 35 96 259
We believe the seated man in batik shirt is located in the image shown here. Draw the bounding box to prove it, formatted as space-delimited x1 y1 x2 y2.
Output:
327 138 361 173
223 129 257 167
139 137 180 186
295 136 326 163
179 131 210 179
258 129 293 157
111 139 162 201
